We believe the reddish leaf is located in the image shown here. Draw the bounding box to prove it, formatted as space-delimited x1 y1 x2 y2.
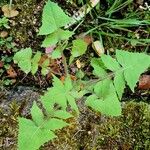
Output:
138 75 150 90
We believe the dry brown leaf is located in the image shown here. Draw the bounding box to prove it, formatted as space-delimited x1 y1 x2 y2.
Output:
0 31 8 38
92 40 105 56
2 5 19 18
138 75 150 90
7 66 17 78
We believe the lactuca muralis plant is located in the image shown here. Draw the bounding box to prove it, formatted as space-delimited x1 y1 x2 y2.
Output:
13 1 150 150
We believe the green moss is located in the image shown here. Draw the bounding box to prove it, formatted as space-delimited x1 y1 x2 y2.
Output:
0 101 149 150
0 101 19 150
42 101 150 150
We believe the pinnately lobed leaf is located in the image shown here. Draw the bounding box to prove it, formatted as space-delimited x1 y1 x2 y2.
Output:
41 75 79 114
38 0 71 35
100 54 125 99
31 102 44 126
18 99 71 150
18 117 56 150
88 50 149 116
86 82 121 116
116 50 150 92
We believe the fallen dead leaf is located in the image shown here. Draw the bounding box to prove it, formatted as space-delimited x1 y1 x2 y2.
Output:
138 75 150 90
0 31 8 38
2 5 19 18
92 40 104 56
7 66 17 78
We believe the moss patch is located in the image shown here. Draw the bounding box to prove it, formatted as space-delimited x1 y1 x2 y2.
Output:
0 101 149 150
40 101 150 150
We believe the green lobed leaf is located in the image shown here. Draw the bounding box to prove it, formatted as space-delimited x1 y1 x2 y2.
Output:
31 51 41 75
31 63 38 75
38 0 71 35
101 54 120 71
52 75 65 91
42 29 74 47
40 89 53 113
41 59 50 75
13 48 32 74
70 90 87 99
114 72 125 99
42 118 68 130
47 87 67 110
64 76 73 91
53 110 73 119
18 60 31 74
100 54 126 99
71 39 88 58
51 48 62 59
13 48 32 63
94 79 111 99
91 58 107 78
116 50 150 92
41 76 79 114
31 102 44 126
32 51 41 63
18 117 56 150
66 94 79 114
86 83 121 116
